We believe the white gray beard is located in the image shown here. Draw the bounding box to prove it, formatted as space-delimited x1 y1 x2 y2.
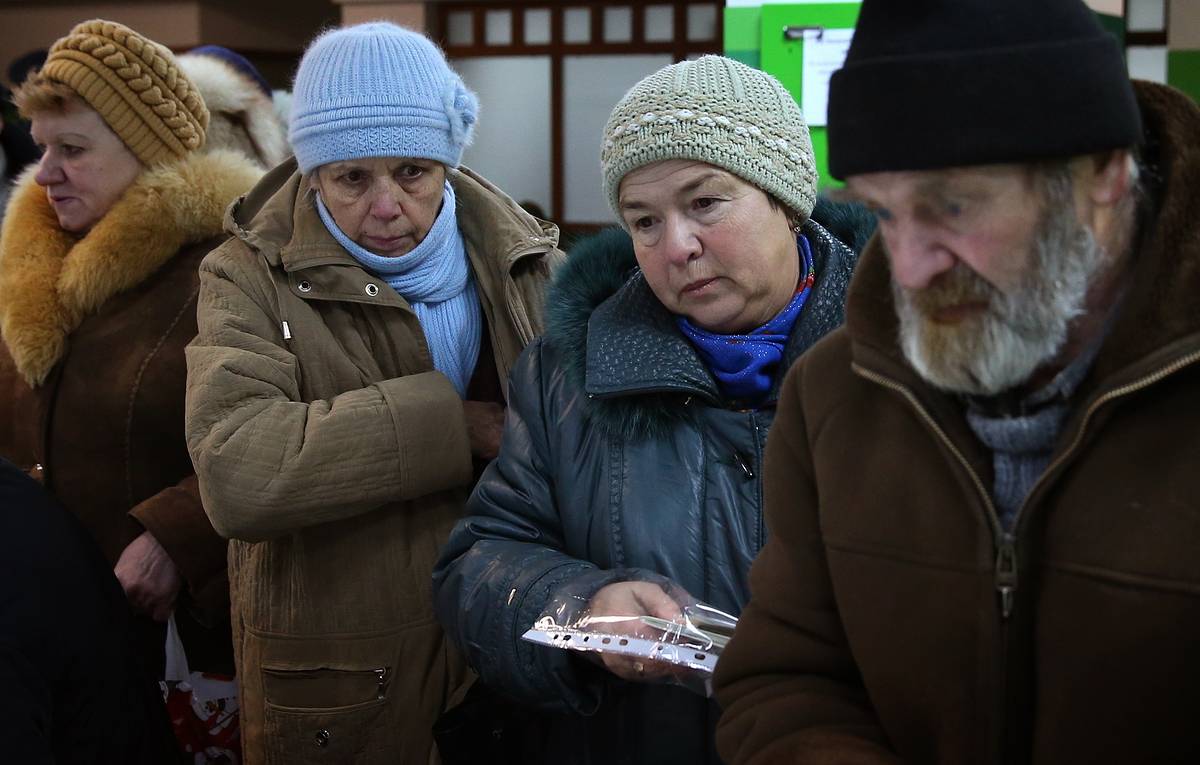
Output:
892 198 1108 397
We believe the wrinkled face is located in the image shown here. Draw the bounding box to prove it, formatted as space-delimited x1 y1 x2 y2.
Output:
618 160 800 334
31 100 143 234
312 157 446 257
848 163 1107 396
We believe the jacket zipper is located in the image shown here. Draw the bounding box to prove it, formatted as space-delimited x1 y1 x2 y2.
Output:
587 383 717 402
374 667 388 699
1008 348 1200 538
751 413 766 551
853 347 1200 763
852 364 1014 764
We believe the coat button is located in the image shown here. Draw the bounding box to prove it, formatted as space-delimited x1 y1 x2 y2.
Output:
364 283 380 297
314 729 331 748
298 280 312 293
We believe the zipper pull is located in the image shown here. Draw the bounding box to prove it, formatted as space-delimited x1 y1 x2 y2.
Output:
375 667 388 699
995 535 1018 620
732 452 755 480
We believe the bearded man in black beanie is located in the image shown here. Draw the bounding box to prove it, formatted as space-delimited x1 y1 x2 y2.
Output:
713 0 1200 763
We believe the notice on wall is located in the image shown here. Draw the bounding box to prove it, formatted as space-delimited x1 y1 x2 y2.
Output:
801 28 855 126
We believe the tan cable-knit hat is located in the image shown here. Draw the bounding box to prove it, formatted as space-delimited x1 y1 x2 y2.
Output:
601 55 816 224
40 19 208 166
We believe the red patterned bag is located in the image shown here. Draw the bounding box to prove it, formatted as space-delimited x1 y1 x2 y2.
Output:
161 613 241 763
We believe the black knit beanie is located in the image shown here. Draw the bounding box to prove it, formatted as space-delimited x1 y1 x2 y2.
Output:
826 0 1142 179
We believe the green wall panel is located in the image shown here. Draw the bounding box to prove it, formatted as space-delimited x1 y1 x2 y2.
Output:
1169 50 1200 103
1095 13 1125 44
724 6 762 68
759 4 861 188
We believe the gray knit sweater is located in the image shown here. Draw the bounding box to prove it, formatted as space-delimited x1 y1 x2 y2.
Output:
965 339 1103 531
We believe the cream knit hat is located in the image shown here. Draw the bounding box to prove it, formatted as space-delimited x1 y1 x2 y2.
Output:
601 55 816 223
41 19 208 166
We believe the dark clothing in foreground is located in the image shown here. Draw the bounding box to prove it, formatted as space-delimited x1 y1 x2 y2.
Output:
0 458 177 764
715 81 1200 765
433 200 871 764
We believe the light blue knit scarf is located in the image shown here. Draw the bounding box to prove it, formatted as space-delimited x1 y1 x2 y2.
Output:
316 181 482 397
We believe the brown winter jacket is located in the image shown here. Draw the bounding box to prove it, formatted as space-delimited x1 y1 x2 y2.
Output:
715 81 1200 765
0 151 260 667
185 159 562 764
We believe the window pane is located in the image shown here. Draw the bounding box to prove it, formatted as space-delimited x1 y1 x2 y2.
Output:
645 5 674 42
687 4 717 42
564 54 674 223
604 7 633 43
447 11 473 47
455 56 553 214
485 10 512 46
565 7 591 44
1127 46 1168 83
525 8 551 45
1127 0 1166 32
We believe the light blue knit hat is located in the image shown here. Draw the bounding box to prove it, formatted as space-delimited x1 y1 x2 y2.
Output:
289 22 479 173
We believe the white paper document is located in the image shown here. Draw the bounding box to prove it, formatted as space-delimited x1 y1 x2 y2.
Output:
801 28 855 127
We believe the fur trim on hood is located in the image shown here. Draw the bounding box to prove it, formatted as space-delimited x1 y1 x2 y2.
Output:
180 54 290 169
0 149 262 386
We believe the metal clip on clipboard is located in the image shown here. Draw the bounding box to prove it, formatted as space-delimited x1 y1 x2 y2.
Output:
784 24 825 41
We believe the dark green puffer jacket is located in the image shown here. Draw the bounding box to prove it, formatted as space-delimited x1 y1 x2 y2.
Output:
433 200 875 765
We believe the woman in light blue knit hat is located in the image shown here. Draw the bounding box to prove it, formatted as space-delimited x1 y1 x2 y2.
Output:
183 21 563 764
434 55 875 763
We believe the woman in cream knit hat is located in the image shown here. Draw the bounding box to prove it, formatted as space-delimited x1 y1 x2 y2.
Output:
0 18 262 757
433 55 873 763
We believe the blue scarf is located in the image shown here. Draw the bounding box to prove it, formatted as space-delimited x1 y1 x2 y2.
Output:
677 234 815 406
316 181 482 398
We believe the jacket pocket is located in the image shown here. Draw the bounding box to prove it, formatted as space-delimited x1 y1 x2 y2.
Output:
264 666 388 708
262 667 393 765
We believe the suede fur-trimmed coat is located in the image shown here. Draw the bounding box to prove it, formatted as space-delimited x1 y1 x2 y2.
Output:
432 201 872 765
0 149 261 672
714 81 1200 765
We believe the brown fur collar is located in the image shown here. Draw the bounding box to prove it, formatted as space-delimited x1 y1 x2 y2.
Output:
0 149 262 386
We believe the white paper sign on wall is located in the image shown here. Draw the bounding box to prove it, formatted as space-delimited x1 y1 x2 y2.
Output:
801 28 855 127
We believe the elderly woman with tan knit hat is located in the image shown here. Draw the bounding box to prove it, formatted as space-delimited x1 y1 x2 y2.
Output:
432 55 873 763
0 16 261 753
184 21 562 764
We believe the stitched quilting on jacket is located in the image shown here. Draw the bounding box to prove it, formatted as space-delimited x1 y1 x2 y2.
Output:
715 81 1200 765
433 200 871 765
185 158 562 765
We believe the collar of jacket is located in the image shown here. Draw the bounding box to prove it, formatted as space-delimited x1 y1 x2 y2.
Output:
845 81 1200 413
545 207 867 441
223 158 559 309
0 150 262 387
